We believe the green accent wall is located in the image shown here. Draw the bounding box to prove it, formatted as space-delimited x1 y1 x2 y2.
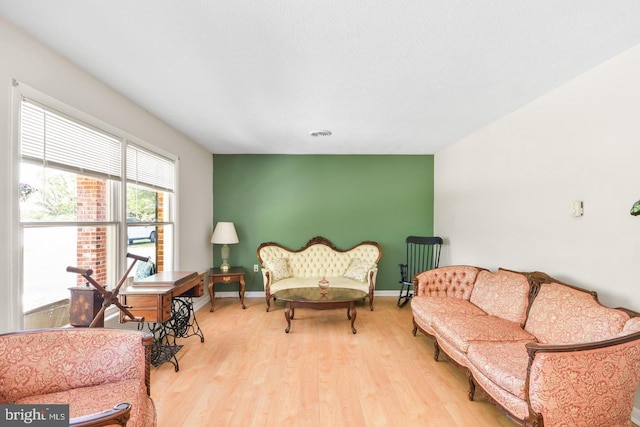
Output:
212 155 434 292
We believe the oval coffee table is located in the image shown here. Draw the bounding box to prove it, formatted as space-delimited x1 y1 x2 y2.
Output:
272 287 368 334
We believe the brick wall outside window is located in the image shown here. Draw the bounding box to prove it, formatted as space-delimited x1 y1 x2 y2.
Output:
76 177 107 286
157 192 164 271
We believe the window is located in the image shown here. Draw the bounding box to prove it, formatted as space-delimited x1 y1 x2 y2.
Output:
125 144 175 274
17 90 176 327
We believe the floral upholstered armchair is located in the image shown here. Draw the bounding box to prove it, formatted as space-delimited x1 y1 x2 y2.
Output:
0 328 156 427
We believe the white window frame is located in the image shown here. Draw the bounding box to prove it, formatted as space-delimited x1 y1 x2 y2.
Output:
11 81 178 329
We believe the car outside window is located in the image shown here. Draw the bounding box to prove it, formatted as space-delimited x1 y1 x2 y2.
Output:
126 217 157 244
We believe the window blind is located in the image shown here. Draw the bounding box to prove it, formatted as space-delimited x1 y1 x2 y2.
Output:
20 98 122 179
126 144 175 192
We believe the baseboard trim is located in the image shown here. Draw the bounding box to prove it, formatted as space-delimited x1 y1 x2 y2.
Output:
192 295 210 312
211 290 400 299
632 407 640 425
109 290 399 324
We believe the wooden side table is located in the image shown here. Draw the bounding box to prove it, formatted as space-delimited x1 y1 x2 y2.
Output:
208 267 246 311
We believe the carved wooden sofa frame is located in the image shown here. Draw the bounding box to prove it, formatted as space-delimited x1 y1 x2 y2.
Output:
257 236 383 312
411 266 640 427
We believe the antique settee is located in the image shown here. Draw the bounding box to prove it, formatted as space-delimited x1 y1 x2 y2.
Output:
411 265 640 427
0 327 156 427
257 236 383 311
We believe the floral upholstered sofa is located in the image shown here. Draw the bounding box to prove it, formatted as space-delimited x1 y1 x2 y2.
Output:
257 236 383 311
411 265 640 427
0 328 156 427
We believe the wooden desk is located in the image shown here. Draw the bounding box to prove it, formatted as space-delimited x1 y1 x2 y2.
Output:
119 271 205 371
208 267 246 311
120 271 204 323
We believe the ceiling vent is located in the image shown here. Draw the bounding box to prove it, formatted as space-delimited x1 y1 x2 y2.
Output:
309 130 332 137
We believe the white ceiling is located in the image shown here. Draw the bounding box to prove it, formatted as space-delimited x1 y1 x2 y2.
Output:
1 1 640 155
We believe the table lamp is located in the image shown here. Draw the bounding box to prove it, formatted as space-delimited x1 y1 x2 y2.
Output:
211 222 239 272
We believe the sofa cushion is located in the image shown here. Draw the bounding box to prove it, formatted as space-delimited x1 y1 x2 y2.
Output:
525 282 630 344
276 243 379 278
433 314 536 354
411 296 486 335
414 265 480 299
269 276 369 294
467 342 530 399
15 379 155 427
469 269 530 326
619 317 640 336
263 258 291 282
0 329 146 402
466 356 531 421
343 258 372 283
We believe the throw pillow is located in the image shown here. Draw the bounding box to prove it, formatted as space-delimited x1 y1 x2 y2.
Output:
263 258 291 282
135 261 156 280
344 258 372 283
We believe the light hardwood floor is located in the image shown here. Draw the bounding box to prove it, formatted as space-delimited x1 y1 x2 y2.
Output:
151 296 518 427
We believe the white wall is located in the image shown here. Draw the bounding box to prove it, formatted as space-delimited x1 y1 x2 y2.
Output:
435 42 640 415
0 17 213 333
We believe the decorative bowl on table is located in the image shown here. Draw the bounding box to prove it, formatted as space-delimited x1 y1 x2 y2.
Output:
318 277 330 295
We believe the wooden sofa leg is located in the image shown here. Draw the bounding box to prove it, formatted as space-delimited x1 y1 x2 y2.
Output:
524 413 543 427
412 318 418 336
433 339 441 361
467 371 476 401
266 294 271 312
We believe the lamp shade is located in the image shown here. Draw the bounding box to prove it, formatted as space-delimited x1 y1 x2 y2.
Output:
211 222 239 244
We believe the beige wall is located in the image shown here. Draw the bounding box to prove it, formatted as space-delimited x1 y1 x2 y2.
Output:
434 43 640 417
0 17 213 333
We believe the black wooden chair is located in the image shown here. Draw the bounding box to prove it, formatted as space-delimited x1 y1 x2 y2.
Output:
398 236 443 307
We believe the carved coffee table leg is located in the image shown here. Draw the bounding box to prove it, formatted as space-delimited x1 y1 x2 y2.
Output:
284 302 292 333
349 301 357 334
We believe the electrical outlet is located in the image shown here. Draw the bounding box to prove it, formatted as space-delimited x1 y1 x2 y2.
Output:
253 264 259 272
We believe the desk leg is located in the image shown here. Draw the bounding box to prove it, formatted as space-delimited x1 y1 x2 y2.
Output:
171 297 205 343
139 322 181 372
239 275 246 309
208 280 215 312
